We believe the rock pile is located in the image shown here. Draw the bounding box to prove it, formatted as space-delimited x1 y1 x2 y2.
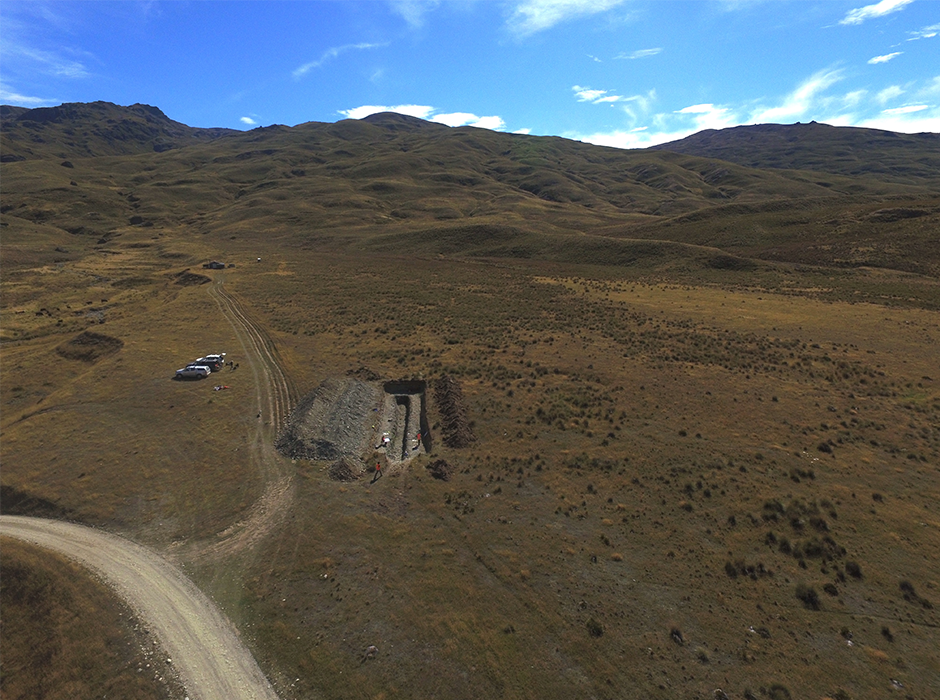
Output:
433 375 475 448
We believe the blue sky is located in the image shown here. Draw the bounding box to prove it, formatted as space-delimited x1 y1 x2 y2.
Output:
2 0 937 148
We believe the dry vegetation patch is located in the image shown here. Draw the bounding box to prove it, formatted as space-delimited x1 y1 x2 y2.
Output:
0 537 183 700
55 329 124 362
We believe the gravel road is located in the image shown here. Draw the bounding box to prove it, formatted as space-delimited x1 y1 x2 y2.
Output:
0 515 280 700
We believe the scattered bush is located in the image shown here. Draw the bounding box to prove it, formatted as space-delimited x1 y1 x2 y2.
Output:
795 583 820 610
845 561 863 579
586 617 603 638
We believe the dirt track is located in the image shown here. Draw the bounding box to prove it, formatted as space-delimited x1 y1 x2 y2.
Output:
191 279 298 560
0 515 279 700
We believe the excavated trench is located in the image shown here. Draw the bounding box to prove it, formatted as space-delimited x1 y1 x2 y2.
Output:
276 377 430 477
380 380 431 462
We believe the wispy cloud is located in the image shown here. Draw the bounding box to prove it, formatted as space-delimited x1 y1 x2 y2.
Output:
572 69 939 150
869 51 902 64
507 0 629 37
919 76 940 98
839 0 913 26
0 83 57 107
908 22 940 40
615 48 662 60
877 85 905 103
389 0 441 28
750 68 843 123
293 43 386 80
572 85 639 104
2 40 90 80
882 104 928 115
240 116 257 125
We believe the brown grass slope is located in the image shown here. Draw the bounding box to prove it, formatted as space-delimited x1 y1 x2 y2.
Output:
2 103 938 279
651 121 940 188
1 101 237 161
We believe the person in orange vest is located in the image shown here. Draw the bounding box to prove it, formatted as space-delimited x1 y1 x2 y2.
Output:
372 461 383 483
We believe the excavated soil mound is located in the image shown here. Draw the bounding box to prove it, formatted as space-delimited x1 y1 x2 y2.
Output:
328 458 366 482
55 331 124 363
433 375 475 448
276 378 382 462
425 459 451 481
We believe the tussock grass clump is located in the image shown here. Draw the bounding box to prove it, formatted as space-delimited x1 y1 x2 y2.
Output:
795 583 821 610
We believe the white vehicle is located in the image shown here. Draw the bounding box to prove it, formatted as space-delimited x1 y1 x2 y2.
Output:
195 353 226 371
176 365 212 379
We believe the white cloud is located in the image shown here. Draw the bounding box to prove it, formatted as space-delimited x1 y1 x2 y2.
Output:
882 104 928 115
615 48 662 60
840 0 913 26
465 115 507 130
750 68 843 123
338 105 507 131
432 112 506 130
908 22 940 40
240 116 257 125
858 105 940 133
868 51 902 64
573 85 608 102
676 104 716 114
507 0 629 37
338 104 435 120
877 85 905 103
293 43 386 80
513 128 532 135
573 85 630 104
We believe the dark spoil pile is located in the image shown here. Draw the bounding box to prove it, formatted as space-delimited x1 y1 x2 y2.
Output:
433 375 475 448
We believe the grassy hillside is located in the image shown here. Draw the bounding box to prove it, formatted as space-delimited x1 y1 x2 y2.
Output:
651 121 940 187
2 105 938 281
2 103 939 699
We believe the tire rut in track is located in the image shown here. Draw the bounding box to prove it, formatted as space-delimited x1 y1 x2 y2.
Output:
186 279 298 561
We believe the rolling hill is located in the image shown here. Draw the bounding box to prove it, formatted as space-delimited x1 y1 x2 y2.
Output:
2 102 939 277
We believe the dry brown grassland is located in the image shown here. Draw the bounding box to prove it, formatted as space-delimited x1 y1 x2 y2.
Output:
0 536 185 700
2 226 939 699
